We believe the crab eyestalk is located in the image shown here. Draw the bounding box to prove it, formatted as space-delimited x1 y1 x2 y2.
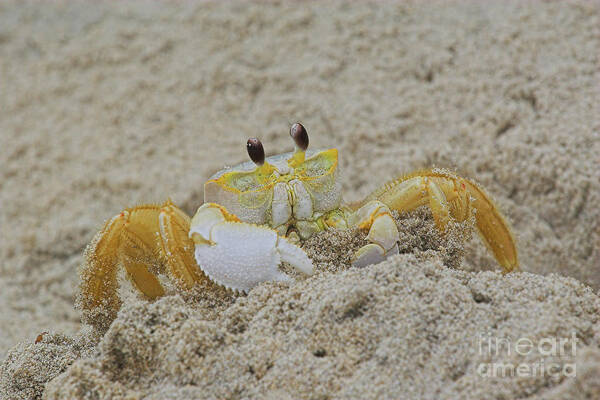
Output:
247 138 265 166
288 122 309 168
247 137 275 181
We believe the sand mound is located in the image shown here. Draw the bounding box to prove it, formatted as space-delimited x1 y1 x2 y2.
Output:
3 257 600 399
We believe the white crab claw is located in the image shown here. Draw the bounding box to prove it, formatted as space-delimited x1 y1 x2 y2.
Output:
365 213 399 252
351 243 385 268
190 203 313 293
350 200 400 268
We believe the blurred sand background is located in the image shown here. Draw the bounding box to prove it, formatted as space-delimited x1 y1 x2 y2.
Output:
0 0 599 398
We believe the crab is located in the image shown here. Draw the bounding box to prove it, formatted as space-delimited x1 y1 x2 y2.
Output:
78 123 518 325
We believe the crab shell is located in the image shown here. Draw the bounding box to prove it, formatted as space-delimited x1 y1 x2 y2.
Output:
203 149 343 236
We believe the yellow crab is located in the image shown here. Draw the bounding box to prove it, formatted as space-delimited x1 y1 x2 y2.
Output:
79 123 518 324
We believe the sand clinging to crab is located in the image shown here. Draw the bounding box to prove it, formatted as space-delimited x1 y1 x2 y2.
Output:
78 122 518 330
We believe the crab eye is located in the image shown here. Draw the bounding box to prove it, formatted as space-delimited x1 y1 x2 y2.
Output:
247 138 265 166
290 122 309 151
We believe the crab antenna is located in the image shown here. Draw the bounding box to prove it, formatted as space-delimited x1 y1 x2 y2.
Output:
247 138 265 166
290 122 309 151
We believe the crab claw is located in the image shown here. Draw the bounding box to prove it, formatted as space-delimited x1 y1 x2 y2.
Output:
189 203 313 292
349 200 400 268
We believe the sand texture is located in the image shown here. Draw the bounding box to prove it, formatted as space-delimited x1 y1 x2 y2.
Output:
0 0 599 399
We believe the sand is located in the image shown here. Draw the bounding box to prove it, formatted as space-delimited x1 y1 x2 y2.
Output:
0 0 598 398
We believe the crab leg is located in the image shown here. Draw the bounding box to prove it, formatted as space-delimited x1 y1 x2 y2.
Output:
79 213 125 321
190 203 314 292
461 178 519 272
78 201 206 329
157 203 206 287
363 169 518 272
